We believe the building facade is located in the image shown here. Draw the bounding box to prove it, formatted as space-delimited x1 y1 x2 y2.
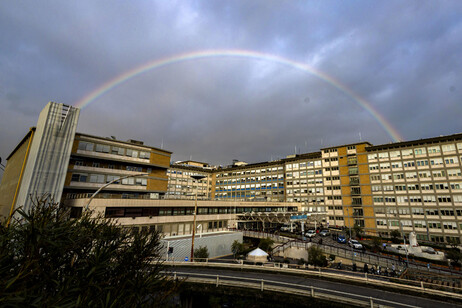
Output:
2 103 462 244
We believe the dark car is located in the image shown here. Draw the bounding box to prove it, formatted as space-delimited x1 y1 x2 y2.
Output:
337 235 346 243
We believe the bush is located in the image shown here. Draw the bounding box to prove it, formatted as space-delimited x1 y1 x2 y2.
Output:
298 258 306 265
258 238 274 253
307 246 327 267
0 197 174 307
194 246 209 261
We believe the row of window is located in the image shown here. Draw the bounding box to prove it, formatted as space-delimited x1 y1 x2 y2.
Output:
370 170 461 181
71 173 148 186
371 182 462 191
375 207 462 216
78 141 150 159
376 219 461 230
218 167 283 177
369 157 460 171
372 195 460 203
368 144 462 160
217 175 284 184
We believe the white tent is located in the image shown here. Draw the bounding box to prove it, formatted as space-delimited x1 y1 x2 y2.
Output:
246 248 269 263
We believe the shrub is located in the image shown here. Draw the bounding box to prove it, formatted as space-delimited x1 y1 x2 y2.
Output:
0 197 174 307
194 246 209 261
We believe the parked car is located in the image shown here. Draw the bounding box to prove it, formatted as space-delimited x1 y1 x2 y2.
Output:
305 229 316 238
337 235 347 243
319 229 330 237
348 239 363 249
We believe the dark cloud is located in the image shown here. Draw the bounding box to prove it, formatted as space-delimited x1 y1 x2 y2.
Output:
1 0 462 176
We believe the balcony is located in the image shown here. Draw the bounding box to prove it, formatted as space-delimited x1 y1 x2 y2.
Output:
348 167 359 175
349 177 360 185
347 158 358 165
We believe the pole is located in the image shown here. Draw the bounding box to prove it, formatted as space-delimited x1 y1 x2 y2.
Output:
190 175 205 262
400 223 409 268
190 186 198 261
347 208 355 265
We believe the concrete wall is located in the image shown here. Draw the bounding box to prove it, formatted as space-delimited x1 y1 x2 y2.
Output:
161 231 243 261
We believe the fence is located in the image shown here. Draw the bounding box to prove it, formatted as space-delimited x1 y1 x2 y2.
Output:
166 269 453 308
241 230 460 277
164 260 462 298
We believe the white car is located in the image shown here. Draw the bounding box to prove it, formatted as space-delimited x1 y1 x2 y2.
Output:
305 230 316 238
348 239 363 250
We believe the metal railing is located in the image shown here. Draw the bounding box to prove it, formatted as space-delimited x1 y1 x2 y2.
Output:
166 270 430 308
241 230 461 277
164 260 462 299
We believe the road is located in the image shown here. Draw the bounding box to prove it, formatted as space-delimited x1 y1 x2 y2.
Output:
168 266 461 308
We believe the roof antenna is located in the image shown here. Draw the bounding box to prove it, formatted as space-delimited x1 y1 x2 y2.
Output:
161 137 164 149
359 132 362 142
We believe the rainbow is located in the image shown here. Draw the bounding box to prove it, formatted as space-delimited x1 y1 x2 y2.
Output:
74 49 403 142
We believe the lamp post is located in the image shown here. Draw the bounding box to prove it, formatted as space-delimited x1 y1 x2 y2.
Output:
346 207 355 266
190 174 206 262
399 222 410 268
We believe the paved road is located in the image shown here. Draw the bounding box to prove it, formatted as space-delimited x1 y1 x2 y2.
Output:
168 266 461 308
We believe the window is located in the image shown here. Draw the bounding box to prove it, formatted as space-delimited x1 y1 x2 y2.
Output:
442 144 456 153
427 146 440 154
403 161 415 168
89 174 105 183
445 157 458 165
71 173 88 182
78 141 94 151
402 149 413 157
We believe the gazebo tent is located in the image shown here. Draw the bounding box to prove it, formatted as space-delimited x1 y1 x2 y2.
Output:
246 248 269 263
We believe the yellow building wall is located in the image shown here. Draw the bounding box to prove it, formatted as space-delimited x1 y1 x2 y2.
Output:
147 179 168 192
0 133 32 219
150 152 170 167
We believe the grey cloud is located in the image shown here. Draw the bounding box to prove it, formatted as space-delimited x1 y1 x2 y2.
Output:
1 0 462 176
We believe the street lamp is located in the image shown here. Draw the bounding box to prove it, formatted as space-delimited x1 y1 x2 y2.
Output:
346 207 355 266
399 222 410 268
190 174 206 262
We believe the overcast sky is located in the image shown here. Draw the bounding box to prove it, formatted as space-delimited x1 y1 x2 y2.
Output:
1 1 461 176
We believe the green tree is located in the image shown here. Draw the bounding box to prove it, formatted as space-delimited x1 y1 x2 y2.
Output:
258 237 274 253
390 230 401 244
371 237 382 252
231 240 244 258
0 197 175 307
353 224 363 239
194 246 209 261
307 246 327 267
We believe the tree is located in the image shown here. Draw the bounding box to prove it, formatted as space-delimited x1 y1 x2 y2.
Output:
371 237 382 252
194 246 209 261
390 230 401 244
231 240 244 258
0 196 175 307
258 237 274 253
307 246 327 267
353 224 363 239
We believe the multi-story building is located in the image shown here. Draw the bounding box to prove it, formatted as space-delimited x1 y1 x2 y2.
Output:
1 102 301 239
2 102 462 244
64 132 172 218
207 137 462 244
166 162 213 200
